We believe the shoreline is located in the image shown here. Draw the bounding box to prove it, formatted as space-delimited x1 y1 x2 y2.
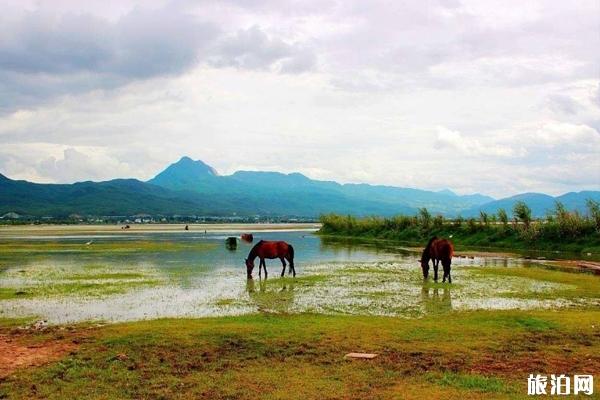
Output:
0 223 322 236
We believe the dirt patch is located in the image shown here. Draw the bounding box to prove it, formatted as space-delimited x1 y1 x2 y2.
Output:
0 334 77 378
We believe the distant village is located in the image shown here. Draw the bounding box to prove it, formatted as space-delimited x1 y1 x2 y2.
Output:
0 212 317 225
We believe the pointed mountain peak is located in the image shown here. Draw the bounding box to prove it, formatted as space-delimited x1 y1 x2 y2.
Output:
148 157 218 189
172 156 218 176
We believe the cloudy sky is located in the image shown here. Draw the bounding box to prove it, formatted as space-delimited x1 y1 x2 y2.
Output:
0 0 598 198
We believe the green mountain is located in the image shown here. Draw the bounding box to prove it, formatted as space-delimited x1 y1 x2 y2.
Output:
1 157 596 218
0 175 201 216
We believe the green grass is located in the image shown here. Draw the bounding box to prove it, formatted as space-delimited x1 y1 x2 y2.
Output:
1 310 599 399
426 372 510 393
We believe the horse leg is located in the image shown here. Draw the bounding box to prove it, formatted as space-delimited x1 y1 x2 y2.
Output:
442 259 451 283
433 259 439 282
262 258 268 279
280 257 286 277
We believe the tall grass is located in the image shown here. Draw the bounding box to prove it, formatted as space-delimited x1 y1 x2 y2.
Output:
319 200 600 252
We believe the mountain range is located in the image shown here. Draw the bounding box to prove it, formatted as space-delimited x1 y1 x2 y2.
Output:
1 156 598 218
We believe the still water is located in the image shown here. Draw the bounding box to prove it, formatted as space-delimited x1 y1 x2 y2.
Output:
0 229 595 324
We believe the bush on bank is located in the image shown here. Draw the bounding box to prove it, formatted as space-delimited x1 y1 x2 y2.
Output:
319 200 600 253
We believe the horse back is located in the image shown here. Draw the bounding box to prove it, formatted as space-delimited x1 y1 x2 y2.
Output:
431 239 454 260
256 241 291 258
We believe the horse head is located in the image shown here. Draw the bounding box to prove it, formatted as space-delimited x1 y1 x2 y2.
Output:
245 258 254 279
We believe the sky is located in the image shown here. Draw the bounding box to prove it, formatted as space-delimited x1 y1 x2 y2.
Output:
0 0 598 198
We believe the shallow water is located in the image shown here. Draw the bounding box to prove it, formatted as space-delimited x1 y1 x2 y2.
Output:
0 229 596 324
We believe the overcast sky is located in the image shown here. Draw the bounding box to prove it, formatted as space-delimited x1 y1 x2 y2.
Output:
0 0 598 198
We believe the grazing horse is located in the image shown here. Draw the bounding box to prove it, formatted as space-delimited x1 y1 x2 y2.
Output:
420 236 454 283
241 233 254 242
245 240 295 279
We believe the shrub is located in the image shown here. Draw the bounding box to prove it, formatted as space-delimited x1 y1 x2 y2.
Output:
513 201 531 229
587 199 600 232
454 215 463 227
418 208 431 230
479 211 489 226
497 208 508 227
466 218 478 233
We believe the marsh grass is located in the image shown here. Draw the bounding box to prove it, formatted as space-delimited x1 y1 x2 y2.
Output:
0 280 162 300
472 267 600 301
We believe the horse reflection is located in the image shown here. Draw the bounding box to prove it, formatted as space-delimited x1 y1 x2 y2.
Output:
245 277 296 312
420 285 452 314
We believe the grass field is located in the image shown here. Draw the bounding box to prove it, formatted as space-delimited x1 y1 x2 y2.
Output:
1 309 599 399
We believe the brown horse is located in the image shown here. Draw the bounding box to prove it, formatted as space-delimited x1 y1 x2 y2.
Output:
420 236 454 283
241 233 254 242
245 240 295 279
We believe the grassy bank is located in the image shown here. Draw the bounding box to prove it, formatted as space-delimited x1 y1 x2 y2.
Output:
1 309 599 399
319 201 600 254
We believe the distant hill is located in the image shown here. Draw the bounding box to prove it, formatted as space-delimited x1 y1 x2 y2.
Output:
463 191 600 217
0 175 204 216
0 157 596 218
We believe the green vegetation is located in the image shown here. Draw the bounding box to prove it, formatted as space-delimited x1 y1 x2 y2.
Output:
1 309 599 399
319 200 600 254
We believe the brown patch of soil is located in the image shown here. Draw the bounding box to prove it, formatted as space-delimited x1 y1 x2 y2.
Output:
0 334 77 378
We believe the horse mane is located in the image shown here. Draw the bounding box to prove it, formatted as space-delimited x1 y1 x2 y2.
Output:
247 240 264 259
425 236 438 251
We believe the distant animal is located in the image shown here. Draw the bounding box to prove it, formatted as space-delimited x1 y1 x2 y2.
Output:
420 236 454 283
245 240 295 279
226 237 237 250
184 225 189 231
241 233 253 242
121 225 130 230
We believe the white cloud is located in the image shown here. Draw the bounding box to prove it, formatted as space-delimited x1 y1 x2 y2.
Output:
0 0 598 198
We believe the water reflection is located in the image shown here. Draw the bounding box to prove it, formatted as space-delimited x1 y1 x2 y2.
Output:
245 276 296 313
421 285 452 314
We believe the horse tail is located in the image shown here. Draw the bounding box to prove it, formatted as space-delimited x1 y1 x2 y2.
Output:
288 244 295 264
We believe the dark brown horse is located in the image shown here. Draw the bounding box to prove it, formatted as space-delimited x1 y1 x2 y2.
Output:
245 240 295 279
420 236 454 283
